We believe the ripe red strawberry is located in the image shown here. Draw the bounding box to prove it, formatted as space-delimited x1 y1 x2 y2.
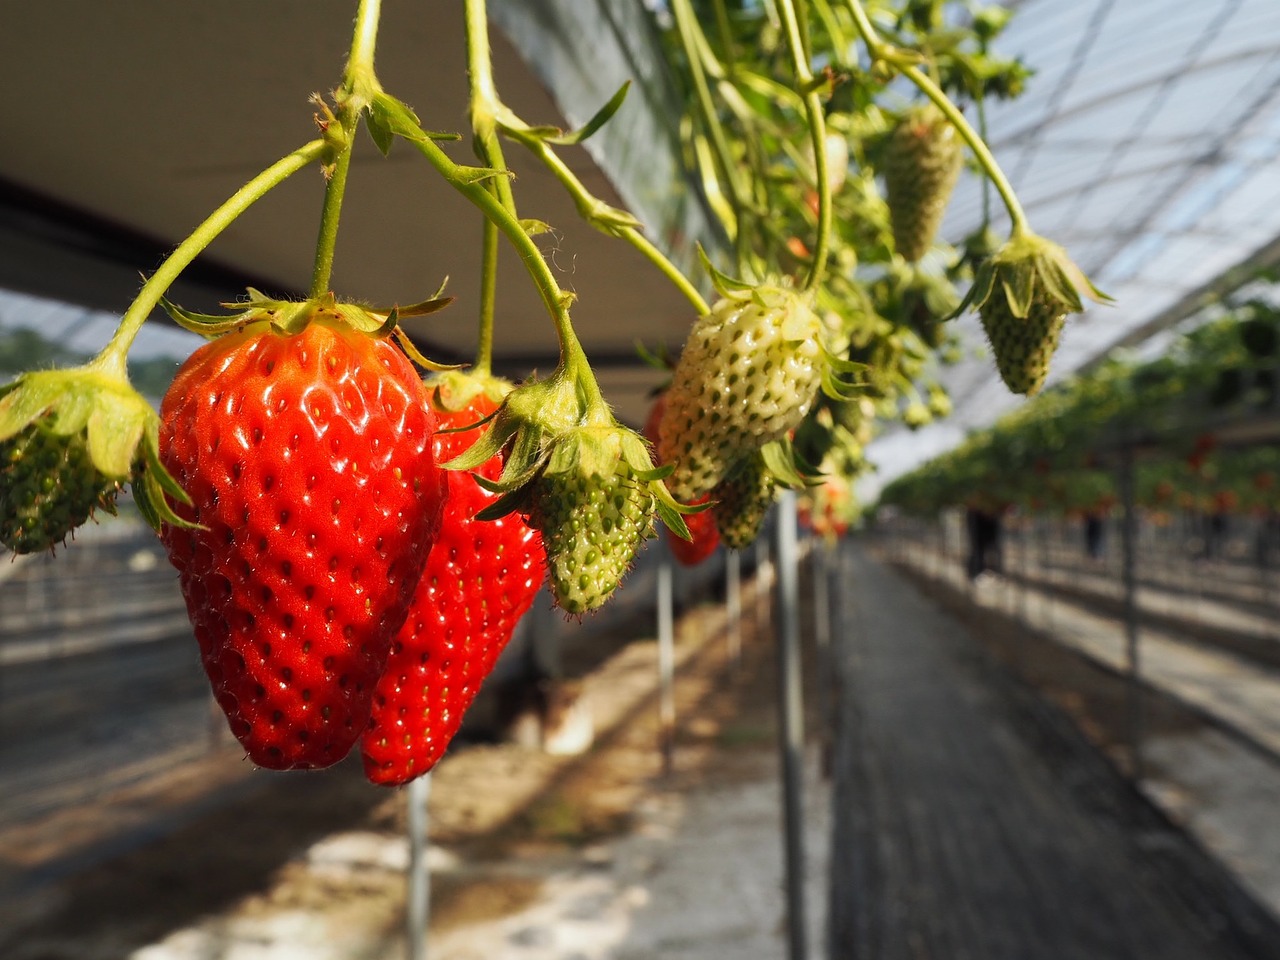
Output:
882 103 964 262
362 374 545 785
159 320 446 770
658 283 825 500
643 391 719 566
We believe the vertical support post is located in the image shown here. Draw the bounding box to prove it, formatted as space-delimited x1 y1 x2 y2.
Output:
811 535 834 778
756 534 771 633
406 772 433 960
658 550 676 776
1119 443 1145 783
726 549 742 668
774 490 808 960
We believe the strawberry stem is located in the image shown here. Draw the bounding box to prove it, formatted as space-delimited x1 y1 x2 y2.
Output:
843 0 1030 236
99 139 328 371
776 0 832 292
459 0 607 415
670 0 747 236
464 0 516 376
509 131 711 317
310 0 385 298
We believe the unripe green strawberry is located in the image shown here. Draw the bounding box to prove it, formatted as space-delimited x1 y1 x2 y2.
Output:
529 439 654 615
883 103 964 262
0 366 185 554
979 295 1066 396
0 416 118 553
964 231 1110 397
711 452 776 551
658 284 825 501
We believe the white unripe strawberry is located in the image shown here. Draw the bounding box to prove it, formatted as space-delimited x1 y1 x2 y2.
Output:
657 283 825 501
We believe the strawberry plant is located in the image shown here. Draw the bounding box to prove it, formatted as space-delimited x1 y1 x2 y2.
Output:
3 0 1113 775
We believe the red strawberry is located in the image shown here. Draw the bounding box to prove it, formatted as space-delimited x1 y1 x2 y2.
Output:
643 392 719 567
362 374 545 785
159 319 446 770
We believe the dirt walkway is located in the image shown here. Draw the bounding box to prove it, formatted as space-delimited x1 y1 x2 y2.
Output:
2 568 833 960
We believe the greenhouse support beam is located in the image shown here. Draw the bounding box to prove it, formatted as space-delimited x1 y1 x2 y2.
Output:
406 772 433 960
1118 444 1146 785
658 550 676 777
774 490 809 960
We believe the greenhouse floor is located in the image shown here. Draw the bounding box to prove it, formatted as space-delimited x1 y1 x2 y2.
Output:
4 543 1280 958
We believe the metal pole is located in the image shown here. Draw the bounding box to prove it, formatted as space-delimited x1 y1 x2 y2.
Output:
756 534 771 633
726 549 742 668
407 772 433 960
774 490 808 960
811 535 833 779
658 550 676 776
1119 444 1144 783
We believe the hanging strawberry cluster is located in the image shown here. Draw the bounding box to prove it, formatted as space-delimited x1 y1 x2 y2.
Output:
1 0 1108 778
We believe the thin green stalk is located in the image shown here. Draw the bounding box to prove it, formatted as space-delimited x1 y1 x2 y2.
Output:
777 0 832 291
465 0 517 376
308 142 354 297
405 134 604 410
670 0 747 222
475 209 499 376
521 137 710 315
96 140 328 377
843 0 1029 235
464 0 518 215
309 0 385 297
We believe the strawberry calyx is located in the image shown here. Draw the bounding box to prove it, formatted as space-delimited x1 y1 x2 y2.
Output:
160 287 459 372
0 361 192 540
955 230 1111 323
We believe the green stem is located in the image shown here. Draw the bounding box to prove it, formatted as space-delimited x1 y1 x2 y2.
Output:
475 209 499 376
670 0 747 224
843 0 1028 234
461 0 607 412
96 140 328 377
465 0 516 376
347 0 382 80
309 0 385 298
519 136 710 315
777 0 831 291
464 0 518 216
406 133 604 410
308 142 354 298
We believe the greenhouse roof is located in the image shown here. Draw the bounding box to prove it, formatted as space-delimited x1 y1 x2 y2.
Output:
869 0 1280 493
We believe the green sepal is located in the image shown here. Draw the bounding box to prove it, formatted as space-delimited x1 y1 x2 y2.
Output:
368 92 461 147
654 492 692 541
134 420 199 532
442 408 520 473
474 484 533 522
365 110 395 156
548 82 630 146
697 244 755 298
393 328 463 373
760 438 822 490
635 339 674 372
